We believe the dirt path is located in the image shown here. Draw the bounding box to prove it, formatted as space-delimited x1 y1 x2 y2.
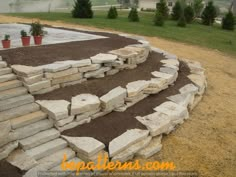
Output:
0 15 236 177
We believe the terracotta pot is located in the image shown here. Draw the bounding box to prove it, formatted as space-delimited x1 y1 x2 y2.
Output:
1 40 11 49
21 36 31 47
33 36 43 45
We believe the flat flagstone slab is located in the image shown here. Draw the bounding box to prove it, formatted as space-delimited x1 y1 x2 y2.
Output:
56 59 92 68
38 63 71 73
126 80 150 97
0 67 12 76
0 87 27 101
179 83 198 94
36 100 70 120
109 129 149 157
0 141 18 161
7 149 38 171
0 80 22 92
167 93 194 107
24 80 51 93
71 94 100 115
0 73 17 83
62 136 105 157
11 65 43 77
45 68 78 79
91 53 118 64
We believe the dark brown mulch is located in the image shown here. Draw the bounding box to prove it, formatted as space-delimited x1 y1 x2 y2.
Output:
35 52 164 101
0 29 139 66
62 61 192 147
0 160 25 177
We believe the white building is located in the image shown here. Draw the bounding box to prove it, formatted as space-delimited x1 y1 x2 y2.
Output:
231 0 236 15
138 0 176 11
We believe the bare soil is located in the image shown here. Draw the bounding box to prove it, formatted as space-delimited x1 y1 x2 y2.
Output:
0 15 235 177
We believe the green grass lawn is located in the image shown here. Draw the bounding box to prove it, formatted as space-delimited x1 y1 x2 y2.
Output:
5 11 236 56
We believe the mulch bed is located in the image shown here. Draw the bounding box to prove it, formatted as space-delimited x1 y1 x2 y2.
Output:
0 160 25 177
0 27 139 66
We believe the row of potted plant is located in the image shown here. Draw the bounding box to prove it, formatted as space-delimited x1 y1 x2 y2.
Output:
1 21 44 49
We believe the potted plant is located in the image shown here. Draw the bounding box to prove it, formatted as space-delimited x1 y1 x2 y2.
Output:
1 35 11 49
30 21 44 45
21 30 31 47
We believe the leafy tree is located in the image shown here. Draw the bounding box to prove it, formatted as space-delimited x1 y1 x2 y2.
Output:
184 5 194 23
156 0 169 18
154 10 165 26
222 11 235 31
201 1 217 26
172 1 182 20
72 0 93 18
107 6 118 19
193 0 204 17
128 7 139 22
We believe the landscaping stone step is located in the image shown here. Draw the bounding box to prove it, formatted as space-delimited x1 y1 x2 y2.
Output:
12 65 43 77
12 119 53 140
0 73 17 83
0 141 18 161
0 103 40 122
11 111 47 129
0 94 34 112
0 80 22 92
56 59 91 68
0 61 7 68
109 129 149 157
25 138 67 160
38 147 75 170
24 80 51 93
0 67 12 76
20 128 60 150
0 87 28 101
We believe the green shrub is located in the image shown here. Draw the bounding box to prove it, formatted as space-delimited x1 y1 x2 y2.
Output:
172 1 182 20
222 11 235 31
177 14 187 27
128 8 139 22
107 6 118 19
156 0 169 19
184 5 194 23
72 0 93 18
3 34 10 40
201 1 217 26
154 10 165 26
30 21 44 36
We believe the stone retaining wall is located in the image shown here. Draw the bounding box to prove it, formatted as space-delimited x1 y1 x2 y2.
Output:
11 44 150 95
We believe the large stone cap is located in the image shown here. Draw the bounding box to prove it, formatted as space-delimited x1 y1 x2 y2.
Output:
90 53 118 64
11 65 43 77
62 136 105 157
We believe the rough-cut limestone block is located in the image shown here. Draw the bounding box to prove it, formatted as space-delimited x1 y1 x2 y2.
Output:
77 149 108 162
11 65 43 77
160 59 179 66
0 103 40 122
75 108 100 122
167 93 194 108
136 135 162 158
136 112 172 137
18 74 43 85
11 111 47 129
32 84 60 95
181 58 205 74
60 78 87 88
25 138 67 160
148 78 168 89
0 67 12 76
38 147 75 170
151 71 175 84
56 118 91 132
0 141 18 161
189 94 203 110
12 119 53 140
153 101 189 123
125 94 149 108
164 53 178 60
160 67 178 75
62 136 105 157
78 64 101 73
179 83 198 95
0 61 7 68
7 149 38 171
188 74 206 94
71 94 100 115
0 56 2 61
125 92 146 102
52 73 83 85
115 64 137 70
162 64 179 71
106 69 119 76
38 63 71 73
0 94 34 112
0 73 17 83
112 136 152 163
55 116 74 127
94 73 105 78
109 129 149 157
0 80 22 92
84 67 111 78
45 68 78 79
56 59 91 68
0 87 27 101
109 48 137 60
151 47 165 54
36 100 70 120
90 110 112 119
100 86 127 111
126 80 150 97
0 120 11 147
104 60 124 67
91 53 118 64
23 164 47 177
19 128 60 150
25 80 51 93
